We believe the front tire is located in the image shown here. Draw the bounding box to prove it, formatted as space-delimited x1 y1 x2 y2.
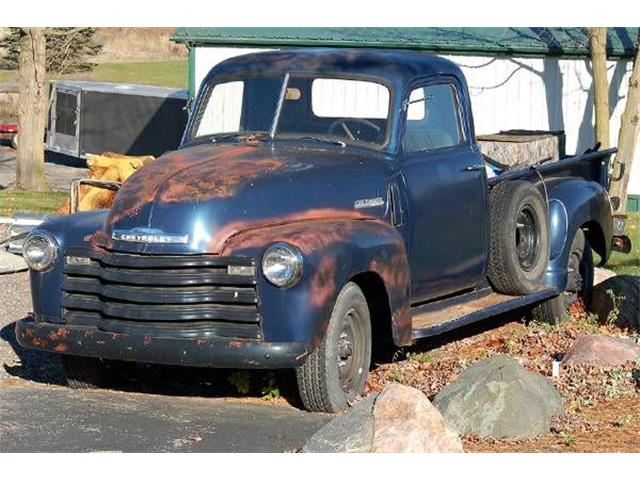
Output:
530 229 594 325
61 355 115 389
296 282 372 413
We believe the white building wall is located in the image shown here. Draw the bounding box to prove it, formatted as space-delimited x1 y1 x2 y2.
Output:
194 46 640 195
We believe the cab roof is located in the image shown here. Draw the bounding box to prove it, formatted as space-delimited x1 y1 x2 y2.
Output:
205 48 465 88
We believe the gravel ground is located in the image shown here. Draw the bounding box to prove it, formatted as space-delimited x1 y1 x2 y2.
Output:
0 271 65 386
0 146 88 191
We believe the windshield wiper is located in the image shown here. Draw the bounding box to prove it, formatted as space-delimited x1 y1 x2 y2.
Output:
294 136 346 148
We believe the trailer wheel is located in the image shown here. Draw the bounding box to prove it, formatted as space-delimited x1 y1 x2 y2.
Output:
296 282 372 413
61 355 115 390
487 180 550 295
531 229 593 325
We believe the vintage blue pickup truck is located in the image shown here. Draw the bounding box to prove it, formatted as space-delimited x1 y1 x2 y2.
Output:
17 49 628 412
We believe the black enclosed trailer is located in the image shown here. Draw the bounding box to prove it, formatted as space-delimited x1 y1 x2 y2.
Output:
45 81 189 159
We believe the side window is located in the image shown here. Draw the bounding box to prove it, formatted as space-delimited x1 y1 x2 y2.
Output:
403 83 464 153
195 81 244 137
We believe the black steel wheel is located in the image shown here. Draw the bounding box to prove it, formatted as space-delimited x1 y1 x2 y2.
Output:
515 205 541 272
296 282 372 413
487 180 550 295
61 355 115 390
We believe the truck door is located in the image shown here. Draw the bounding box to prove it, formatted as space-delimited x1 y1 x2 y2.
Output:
400 81 489 303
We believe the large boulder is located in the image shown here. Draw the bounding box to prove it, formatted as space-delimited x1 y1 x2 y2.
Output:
591 275 640 331
303 394 377 453
303 384 464 453
562 335 640 367
433 355 563 439
371 383 464 453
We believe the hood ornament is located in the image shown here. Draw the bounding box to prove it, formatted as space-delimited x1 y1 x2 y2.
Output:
112 228 189 244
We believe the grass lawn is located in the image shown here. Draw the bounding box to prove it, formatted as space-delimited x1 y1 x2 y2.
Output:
0 190 67 217
0 59 187 88
605 211 640 276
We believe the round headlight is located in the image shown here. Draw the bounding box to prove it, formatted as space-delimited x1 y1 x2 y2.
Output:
262 243 303 287
22 231 59 271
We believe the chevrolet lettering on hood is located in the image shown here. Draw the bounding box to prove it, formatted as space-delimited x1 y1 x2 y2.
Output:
112 229 189 244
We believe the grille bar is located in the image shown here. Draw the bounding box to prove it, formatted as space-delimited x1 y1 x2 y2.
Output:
63 277 258 304
66 247 254 268
63 312 261 340
64 263 255 286
62 294 259 322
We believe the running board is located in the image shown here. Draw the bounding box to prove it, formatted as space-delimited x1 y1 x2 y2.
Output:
410 287 558 340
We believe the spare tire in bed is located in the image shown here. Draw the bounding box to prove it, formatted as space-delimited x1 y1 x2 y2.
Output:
487 180 550 295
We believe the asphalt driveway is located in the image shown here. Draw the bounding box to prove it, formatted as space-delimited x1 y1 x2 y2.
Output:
0 270 330 452
0 384 329 452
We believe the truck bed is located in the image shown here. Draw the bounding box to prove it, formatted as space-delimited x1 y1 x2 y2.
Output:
488 148 615 189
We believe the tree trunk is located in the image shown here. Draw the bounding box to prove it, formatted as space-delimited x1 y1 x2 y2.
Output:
16 28 49 191
609 35 640 214
588 27 611 149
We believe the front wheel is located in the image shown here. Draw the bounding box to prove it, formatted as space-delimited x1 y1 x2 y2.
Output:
296 282 372 413
61 355 117 389
530 229 594 325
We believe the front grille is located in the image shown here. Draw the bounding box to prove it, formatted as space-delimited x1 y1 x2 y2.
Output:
61 248 261 339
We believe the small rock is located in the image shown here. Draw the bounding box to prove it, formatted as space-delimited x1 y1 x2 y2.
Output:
433 355 563 439
562 335 640 367
594 267 616 286
303 395 376 453
371 383 463 453
0 250 27 274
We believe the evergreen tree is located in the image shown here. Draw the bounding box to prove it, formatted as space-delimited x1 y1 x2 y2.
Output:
0 27 102 74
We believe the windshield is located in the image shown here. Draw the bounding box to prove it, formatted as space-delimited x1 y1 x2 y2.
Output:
189 74 391 148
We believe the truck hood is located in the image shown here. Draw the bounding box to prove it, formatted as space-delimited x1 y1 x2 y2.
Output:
102 141 394 254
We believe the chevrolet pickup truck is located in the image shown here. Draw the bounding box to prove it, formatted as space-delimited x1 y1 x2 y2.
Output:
16 49 628 412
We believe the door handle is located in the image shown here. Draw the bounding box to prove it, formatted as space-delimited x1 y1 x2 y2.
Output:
462 164 486 172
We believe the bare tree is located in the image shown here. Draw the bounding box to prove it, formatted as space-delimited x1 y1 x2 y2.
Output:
16 28 48 191
8 27 101 191
609 34 640 214
588 27 610 149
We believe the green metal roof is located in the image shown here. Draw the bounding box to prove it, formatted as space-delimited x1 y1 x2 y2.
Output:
172 27 639 59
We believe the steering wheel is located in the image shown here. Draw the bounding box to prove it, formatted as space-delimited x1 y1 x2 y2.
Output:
327 118 381 142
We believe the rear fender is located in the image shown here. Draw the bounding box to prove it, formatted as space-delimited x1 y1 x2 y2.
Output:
221 219 412 348
545 177 612 290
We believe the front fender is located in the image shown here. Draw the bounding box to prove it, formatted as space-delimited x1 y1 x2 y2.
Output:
221 218 412 348
545 177 612 290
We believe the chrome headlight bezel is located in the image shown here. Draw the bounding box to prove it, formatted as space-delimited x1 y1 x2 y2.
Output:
22 230 59 272
261 242 303 288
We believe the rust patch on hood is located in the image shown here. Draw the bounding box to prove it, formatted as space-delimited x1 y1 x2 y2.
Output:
158 157 284 202
108 144 273 225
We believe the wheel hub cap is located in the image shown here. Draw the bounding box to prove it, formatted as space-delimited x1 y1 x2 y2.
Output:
515 205 540 272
